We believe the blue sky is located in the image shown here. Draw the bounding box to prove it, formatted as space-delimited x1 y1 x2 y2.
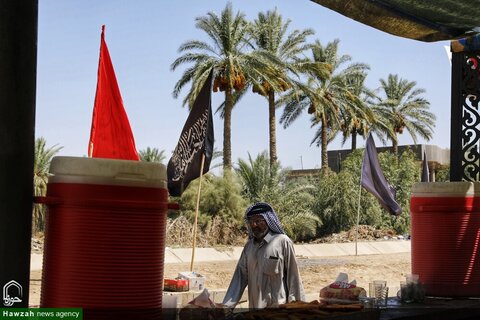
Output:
36 0 451 170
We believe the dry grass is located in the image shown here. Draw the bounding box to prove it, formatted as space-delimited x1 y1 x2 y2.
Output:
33 222 399 250
311 225 400 243
165 216 246 248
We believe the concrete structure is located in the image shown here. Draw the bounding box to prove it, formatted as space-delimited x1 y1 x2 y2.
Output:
288 144 450 181
329 144 450 181
31 240 411 267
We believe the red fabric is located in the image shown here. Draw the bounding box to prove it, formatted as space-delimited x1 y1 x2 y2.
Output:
88 25 139 160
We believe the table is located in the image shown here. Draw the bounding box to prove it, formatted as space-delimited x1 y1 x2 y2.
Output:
379 297 480 320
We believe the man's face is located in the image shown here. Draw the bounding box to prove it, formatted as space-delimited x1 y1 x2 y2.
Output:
248 215 269 241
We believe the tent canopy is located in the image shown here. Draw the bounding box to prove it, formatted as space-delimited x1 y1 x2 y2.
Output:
311 0 480 42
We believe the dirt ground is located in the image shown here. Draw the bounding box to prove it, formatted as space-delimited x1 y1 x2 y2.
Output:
29 252 411 306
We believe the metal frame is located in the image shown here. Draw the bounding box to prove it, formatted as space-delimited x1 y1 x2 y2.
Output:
450 50 480 181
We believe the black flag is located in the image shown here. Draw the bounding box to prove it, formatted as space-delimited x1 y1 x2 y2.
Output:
421 151 430 182
167 70 214 197
361 134 402 216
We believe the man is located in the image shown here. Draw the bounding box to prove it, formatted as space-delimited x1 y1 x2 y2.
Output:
222 202 305 309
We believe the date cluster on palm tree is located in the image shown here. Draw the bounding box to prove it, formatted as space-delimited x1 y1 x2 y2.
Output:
340 119 368 135
252 77 290 96
394 114 406 134
396 126 405 134
213 70 246 92
340 119 359 131
252 81 272 96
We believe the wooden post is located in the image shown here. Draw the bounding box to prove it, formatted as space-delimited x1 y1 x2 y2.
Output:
190 154 206 272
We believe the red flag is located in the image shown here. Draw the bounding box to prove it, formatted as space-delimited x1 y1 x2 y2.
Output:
88 25 139 160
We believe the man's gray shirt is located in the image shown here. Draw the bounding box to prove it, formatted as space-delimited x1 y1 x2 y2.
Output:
222 232 305 308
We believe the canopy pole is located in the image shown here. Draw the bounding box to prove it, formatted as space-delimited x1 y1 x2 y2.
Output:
0 1 37 308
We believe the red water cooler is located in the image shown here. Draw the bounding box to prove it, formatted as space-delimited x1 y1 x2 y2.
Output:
38 156 175 319
411 182 480 297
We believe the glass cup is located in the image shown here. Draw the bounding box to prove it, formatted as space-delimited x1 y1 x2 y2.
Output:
369 281 388 307
370 280 386 295
373 280 387 287
397 281 412 303
369 283 376 298
373 280 387 299
412 281 426 303
374 287 389 307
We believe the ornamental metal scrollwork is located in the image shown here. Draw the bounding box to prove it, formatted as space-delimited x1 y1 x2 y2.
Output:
462 52 480 181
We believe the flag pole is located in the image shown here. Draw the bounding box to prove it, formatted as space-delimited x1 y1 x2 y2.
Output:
355 139 368 256
355 174 363 256
190 153 206 271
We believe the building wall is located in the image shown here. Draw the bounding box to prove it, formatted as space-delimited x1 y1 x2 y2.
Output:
328 144 450 173
287 144 449 179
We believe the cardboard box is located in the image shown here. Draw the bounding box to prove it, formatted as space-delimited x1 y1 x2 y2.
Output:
178 271 206 291
164 278 189 292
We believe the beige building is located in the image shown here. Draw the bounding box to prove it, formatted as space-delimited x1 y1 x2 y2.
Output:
288 144 450 182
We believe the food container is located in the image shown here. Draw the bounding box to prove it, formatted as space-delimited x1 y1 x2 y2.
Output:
164 278 190 292
178 272 206 291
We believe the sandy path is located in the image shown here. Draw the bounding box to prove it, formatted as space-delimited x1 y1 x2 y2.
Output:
29 252 411 306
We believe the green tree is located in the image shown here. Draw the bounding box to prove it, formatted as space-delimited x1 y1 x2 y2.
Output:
210 148 224 171
331 147 420 235
312 168 376 236
374 74 436 155
436 164 450 182
235 151 319 241
169 172 247 246
250 9 316 166
387 149 420 233
138 147 166 163
280 39 368 170
33 137 62 232
178 173 247 227
311 147 420 237
339 72 377 150
171 3 282 172
236 151 278 201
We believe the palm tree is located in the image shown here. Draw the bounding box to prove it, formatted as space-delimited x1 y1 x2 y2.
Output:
138 147 166 163
236 151 277 201
250 9 315 167
339 72 376 150
235 151 319 241
33 137 62 232
171 3 282 172
209 148 224 171
374 74 436 155
280 39 369 170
